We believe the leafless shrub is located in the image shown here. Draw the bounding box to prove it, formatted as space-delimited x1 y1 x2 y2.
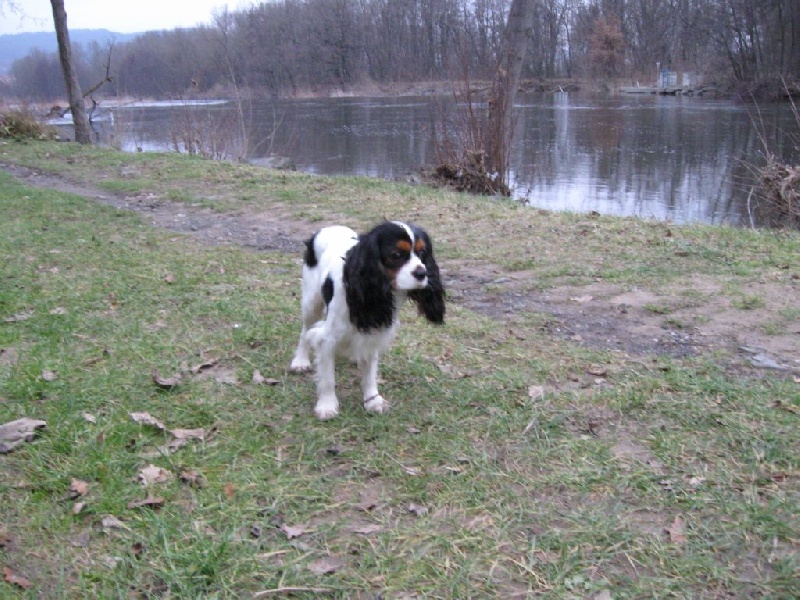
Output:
427 59 511 197
749 81 800 229
169 103 239 160
756 156 800 229
0 108 58 141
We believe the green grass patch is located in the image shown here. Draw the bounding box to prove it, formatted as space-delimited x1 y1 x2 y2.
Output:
0 143 798 598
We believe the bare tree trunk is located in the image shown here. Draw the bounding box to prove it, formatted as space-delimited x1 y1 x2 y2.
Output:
485 0 535 183
50 0 92 144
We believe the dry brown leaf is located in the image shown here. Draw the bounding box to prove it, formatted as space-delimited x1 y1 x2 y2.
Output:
101 515 130 531
0 417 47 454
179 469 204 487
224 482 235 499
128 493 165 510
3 311 34 323
130 412 166 431
352 523 382 535
189 358 219 374
3 566 31 590
528 385 545 401
138 464 170 486
307 555 346 575
252 370 280 385
586 366 608 377
408 503 428 517
72 502 86 515
666 515 687 545
70 478 90 496
281 524 307 539
170 428 207 441
152 370 182 389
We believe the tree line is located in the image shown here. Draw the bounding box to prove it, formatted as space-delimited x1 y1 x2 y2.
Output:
6 0 800 102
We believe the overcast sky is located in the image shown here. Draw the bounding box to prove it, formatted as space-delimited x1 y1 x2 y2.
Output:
1 1 246 35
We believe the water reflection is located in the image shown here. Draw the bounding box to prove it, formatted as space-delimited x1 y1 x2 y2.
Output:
98 94 798 226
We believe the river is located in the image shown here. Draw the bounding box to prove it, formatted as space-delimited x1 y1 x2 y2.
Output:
91 93 799 226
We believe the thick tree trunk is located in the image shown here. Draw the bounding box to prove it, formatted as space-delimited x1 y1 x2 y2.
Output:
485 0 535 183
50 0 92 144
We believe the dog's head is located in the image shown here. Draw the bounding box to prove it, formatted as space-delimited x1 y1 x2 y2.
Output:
344 221 445 330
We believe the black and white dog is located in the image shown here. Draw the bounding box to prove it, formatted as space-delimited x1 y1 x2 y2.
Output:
290 221 445 419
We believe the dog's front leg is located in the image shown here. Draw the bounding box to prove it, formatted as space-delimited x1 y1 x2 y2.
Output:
313 340 339 420
360 354 386 414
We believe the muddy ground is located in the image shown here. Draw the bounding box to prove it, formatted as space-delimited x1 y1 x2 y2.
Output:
3 162 798 377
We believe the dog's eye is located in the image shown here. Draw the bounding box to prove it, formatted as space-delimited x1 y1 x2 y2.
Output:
417 250 427 261
390 250 403 260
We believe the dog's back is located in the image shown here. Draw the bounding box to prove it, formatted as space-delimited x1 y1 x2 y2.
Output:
303 226 358 270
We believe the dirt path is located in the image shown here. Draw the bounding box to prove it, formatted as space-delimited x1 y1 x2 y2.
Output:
3 162 798 375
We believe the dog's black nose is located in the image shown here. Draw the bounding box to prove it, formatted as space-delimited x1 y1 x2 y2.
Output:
412 266 428 281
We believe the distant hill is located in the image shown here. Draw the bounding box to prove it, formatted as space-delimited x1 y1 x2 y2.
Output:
0 29 141 75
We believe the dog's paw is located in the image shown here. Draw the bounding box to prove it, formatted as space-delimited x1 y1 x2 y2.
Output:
289 358 313 373
364 395 387 414
314 397 339 420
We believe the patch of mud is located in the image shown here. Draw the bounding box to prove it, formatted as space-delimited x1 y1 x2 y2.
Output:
3 162 798 372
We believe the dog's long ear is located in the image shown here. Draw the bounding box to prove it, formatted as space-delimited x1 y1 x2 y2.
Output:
409 231 445 324
343 233 395 331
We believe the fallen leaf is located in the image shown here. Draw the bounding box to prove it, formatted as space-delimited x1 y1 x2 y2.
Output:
131 412 166 431
528 385 545 401
406 426 421 435
281 524 307 539
152 370 182 389
408 503 428 517
70 478 90 496
571 295 593 303
3 566 31 590
72 502 86 515
82 413 97 423
666 515 687 545
308 555 346 575
179 469 204 487
128 493 165 510
189 358 219 374
164 273 175 283
0 417 47 454
224 482 235 499
3 310 34 323
170 428 207 442
41 370 58 382
101 515 130 531
49 307 68 315
252 370 280 385
352 523 382 535
138 464 170 486
586 366 607 377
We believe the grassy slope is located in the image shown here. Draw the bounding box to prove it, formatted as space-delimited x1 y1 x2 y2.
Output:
0 141 798 598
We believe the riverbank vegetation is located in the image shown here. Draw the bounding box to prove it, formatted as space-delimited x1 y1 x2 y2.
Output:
3 0 798 103
0 139 798 597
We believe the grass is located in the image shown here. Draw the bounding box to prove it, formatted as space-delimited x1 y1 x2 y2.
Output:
0 140 799 598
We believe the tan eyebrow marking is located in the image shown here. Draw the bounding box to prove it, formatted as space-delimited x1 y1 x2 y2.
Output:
414 239 426 253
396 240 412 253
